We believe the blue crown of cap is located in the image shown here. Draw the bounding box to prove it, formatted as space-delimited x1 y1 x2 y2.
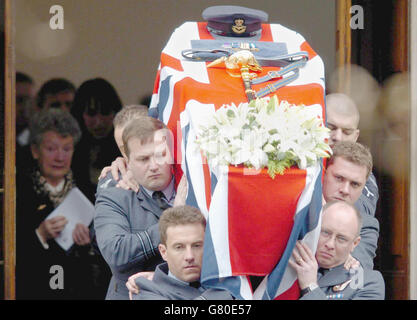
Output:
202 5 268 22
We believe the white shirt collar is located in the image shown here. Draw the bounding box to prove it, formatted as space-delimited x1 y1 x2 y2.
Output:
17 128 30 146
168 270 189 285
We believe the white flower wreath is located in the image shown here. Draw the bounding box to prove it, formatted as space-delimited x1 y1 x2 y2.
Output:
196 95 332 178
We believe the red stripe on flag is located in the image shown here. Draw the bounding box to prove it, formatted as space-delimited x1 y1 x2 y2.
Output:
197 22 213 39
254 82 324 107
274 281 301 300
165 67 324 112
301 41 317 60
152 69 161 95
259 24 273 41
173 119 183 190
200 152 212 211
227 166 307 276
161 52 184 72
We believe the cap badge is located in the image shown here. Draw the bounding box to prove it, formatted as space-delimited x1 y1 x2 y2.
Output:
232 18 246 34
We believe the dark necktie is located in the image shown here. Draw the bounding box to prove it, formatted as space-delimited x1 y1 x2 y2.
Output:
152 191 170 210
318 267 328 280
189 281 201 289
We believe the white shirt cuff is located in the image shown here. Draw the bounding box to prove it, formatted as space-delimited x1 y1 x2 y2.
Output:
35 229 49 250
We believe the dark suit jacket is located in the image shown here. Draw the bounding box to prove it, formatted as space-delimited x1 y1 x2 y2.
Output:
356 172 379 217
132 263 234 300
351 210 380 269
352 173 380 269
300 264 385 300
94 181 167 300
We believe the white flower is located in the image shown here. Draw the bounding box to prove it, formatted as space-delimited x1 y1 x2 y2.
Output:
195 95 331 178
263 143 275 153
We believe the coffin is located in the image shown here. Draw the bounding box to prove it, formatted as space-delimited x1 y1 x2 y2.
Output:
149 21 325 300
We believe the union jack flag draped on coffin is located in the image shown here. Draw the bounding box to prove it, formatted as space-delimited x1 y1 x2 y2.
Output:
148 21 326 300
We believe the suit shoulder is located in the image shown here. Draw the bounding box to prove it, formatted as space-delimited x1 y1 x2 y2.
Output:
97 171 118 190
364 269 384 283
134 277 169 300
95 186 138 215
96 185 136 200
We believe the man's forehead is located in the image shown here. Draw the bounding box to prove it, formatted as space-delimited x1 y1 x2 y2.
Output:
45 93 74 103
329 157 367 180
130 137 164 148
326 111 359 129
128 136 168 154
166 224 205 242
169 236 204 246
322 205 359 236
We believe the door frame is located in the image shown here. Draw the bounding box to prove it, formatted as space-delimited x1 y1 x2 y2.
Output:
336 0 415 300
409 0 417 300
3 0 16 300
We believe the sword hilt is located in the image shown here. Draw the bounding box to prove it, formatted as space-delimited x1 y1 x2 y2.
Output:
241 66 257 102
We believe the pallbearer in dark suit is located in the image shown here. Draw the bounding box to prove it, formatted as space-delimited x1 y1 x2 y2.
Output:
289 201 385 300
130 205 233 300
322 141 380 269
94 116 182 300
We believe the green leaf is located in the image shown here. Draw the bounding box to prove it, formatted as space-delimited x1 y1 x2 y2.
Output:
267 95 278 114
267 157 295 178
248 99 257 109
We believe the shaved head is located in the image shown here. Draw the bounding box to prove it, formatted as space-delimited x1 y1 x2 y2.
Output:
326 93 360 147
327 93 360 127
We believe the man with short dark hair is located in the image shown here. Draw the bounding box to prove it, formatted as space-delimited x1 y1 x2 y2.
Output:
131 205 233 300
323 141 372 204
289 201 385 300
36 78 76 112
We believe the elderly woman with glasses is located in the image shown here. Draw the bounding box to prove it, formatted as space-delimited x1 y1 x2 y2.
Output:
16 109 109 300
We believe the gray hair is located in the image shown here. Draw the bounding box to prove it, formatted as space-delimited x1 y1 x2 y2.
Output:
29 109 81 147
